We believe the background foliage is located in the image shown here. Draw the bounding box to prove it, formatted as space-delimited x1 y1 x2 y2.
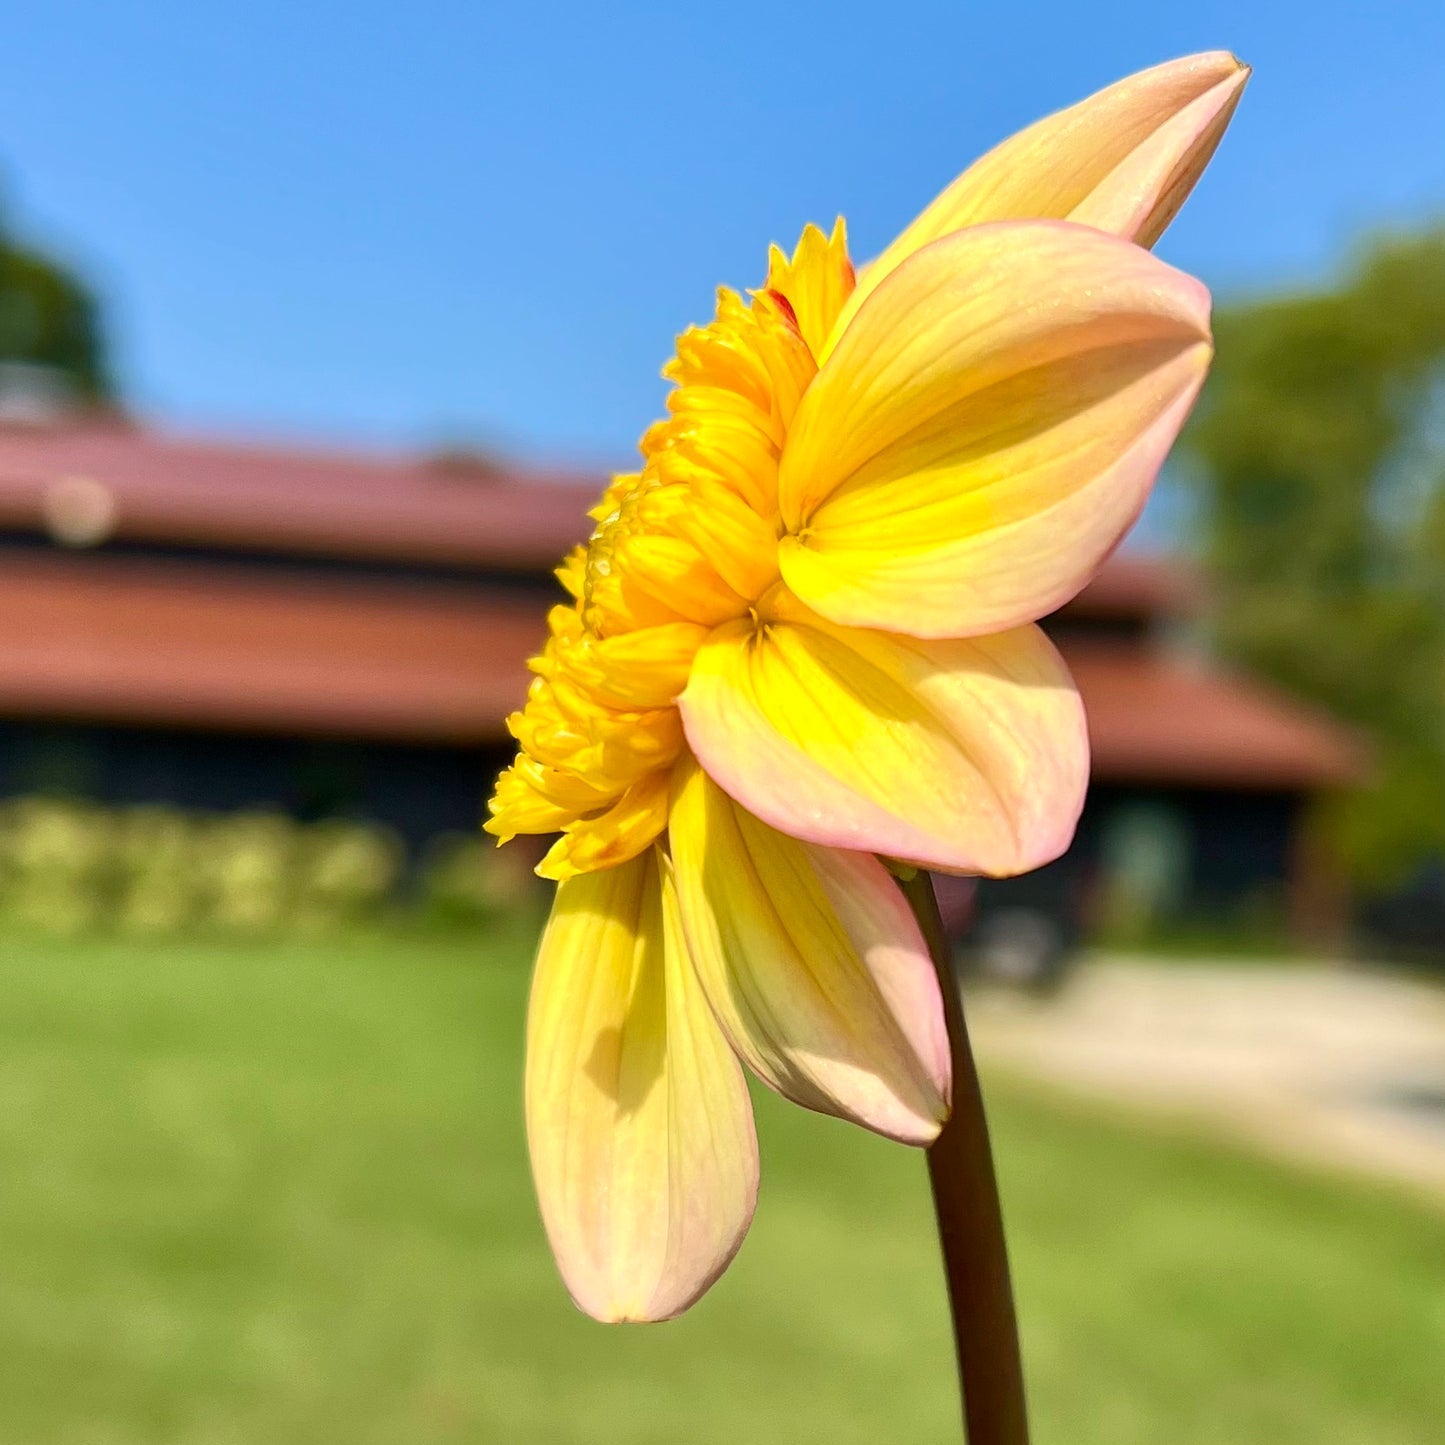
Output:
1182 226 1445 886
0 197 112 403
0 797 526 937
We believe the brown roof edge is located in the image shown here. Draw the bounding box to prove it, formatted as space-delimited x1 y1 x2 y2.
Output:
1066 642 1371 790
0 419 605 570
0 423 1219 624
0 549 541 744
1055 553 1205 621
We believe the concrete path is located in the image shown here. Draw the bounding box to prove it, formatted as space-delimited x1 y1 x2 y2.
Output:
967 956 1445 1205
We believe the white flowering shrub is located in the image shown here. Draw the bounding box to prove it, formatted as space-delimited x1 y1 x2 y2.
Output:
0 798 528 937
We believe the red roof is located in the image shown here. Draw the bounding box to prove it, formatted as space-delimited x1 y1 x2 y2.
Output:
1069 643 1364 788
0 549 1365 788
1055 553 1203 619
0 420 1365 790
0 551 536 742
0 420 598 569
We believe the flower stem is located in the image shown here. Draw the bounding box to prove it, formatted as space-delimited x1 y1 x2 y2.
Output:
900 871 1030 1445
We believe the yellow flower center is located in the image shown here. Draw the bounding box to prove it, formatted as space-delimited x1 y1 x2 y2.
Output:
487 221 855 879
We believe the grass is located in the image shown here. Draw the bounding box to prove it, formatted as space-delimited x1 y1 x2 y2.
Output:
0 927 1441 1444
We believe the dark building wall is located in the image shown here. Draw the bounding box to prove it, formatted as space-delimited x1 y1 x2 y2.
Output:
0 719 508 859
974 781 1304 940
1078 783 1301 917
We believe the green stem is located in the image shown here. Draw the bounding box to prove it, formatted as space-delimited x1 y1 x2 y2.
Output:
900 871 1030 1445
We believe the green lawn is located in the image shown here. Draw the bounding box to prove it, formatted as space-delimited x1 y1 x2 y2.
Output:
0 928 1441 1445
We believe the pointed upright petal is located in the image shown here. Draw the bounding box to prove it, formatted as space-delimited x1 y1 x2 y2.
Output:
826 51 1246 353
525 850 758 1322
679 596 1088 877
668 759 949 1144
765 218 857 361
779 221 1211 639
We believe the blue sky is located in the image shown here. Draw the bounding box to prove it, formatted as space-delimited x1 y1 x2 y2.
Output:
3 1 1443 470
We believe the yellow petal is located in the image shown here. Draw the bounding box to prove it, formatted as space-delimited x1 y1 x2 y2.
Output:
525 850 758 1321
486 757 613 843
764 217 856 361
779 221 1211 638
647 478 782 602
535 767 672 881
615 532 752 629
668 758 948 1144
578 622 710 710
825 51 1247 354
679 595 1087 877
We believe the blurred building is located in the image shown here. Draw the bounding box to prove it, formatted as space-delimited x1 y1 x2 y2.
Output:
0 418 1363 917
1012 560 1365 962
0 419 573 854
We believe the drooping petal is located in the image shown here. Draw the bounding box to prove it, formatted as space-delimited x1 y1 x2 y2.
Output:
668 758 949 1144
525 849 758 1322
826 51 1246 353
778 221 1211 639
535 767 672 881
679 594 1087 877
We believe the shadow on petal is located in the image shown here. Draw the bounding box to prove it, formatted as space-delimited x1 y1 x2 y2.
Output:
668 758 950 1144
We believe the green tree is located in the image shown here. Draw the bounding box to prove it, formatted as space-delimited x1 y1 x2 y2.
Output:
0 201 113 402
1181 227 1445 884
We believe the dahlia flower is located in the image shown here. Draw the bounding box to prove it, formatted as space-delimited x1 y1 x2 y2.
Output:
488 51 1246 1322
